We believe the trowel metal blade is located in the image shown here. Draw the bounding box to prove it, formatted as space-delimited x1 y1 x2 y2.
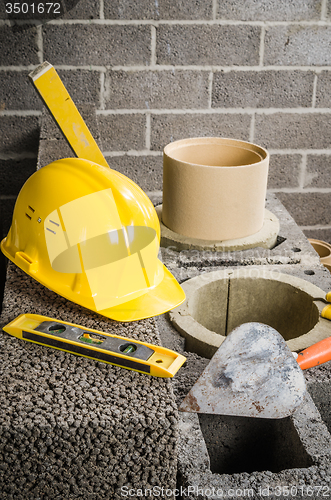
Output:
179 323 306 419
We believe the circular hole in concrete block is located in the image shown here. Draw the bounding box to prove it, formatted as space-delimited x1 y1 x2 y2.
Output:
304 270 315 275
291 247 302 252
191 278 318 341
169 270 329 357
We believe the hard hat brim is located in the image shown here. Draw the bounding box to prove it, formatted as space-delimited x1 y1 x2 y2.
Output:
99 263 186 322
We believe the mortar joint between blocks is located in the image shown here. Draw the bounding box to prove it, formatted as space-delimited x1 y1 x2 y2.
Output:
145 113 151 151
36 24 43 64
99 0 104 20
298 153 308 189
151 25 157 66
259 25 266 67
312 74 318 108
249 114 255 143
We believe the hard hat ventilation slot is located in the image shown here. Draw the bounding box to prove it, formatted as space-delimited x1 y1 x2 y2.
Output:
25 213 32 220
28 206 35 213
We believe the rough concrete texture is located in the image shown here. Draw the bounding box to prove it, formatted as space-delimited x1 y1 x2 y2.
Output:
0 25 39 65
97 114 146 151
104 155 163 192
156 25 261 66
0 116 39 155
104 0 213 20
0 198 16 238
0 265 178 499
305 155 331 188
264 26 331 66
60 0 101 20
177 396 331 500
150 114 251 151
267 154 302 189
0 158 37 196
217 0 321 21
104 70 210 110
315 71 331 107
304 228 331 245
156 206 280 252
276 192 331 227
255 113 331 150
0 71 42 111
212 71 315 109
43 25 151 66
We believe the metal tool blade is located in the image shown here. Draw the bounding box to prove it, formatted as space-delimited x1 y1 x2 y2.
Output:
179 322 306 419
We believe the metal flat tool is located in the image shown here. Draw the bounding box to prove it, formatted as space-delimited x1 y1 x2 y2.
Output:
179 322 307 419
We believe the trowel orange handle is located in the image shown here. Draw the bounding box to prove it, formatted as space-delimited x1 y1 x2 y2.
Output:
297 337 331 370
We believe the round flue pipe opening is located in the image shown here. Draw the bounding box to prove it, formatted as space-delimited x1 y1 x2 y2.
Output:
169 269 330 358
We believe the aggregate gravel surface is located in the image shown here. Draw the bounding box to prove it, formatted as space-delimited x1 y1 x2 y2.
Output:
0 263 178 499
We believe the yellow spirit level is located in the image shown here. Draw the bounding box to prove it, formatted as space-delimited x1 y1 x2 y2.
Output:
29 62 109 168
3 314 186 378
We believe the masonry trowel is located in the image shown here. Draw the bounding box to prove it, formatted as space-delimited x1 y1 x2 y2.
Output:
179 322 308 419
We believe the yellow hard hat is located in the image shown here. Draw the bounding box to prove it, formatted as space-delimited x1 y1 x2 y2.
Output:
1 158 185 321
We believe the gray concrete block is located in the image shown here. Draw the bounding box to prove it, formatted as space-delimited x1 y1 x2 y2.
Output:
276 192 331 226
212 70 314 108
315 71 331 108
104 0 213 20
305 155 331 188
150 113 251 151
37 139 75 169
264 26 331 66
160 193 321 273
217 0 321 21
40 108 71 141
0 25 39 65
156 25 261 65
105 155 163 191
43 25 151 66
0 116 40 155
267 154 302 189
57 70 101 106
303 228 331 245
254 113 331 150
0 267 178 499
97 114 146 151
61 0 100 19
0 158 37 196
0 197 16 238
0 71 42 111
307 382 331 432
104 70 210 109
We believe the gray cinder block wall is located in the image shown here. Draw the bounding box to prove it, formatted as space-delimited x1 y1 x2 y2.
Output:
1 0 331 243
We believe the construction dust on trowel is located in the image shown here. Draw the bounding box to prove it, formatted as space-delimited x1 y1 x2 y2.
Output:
179 323 306 419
